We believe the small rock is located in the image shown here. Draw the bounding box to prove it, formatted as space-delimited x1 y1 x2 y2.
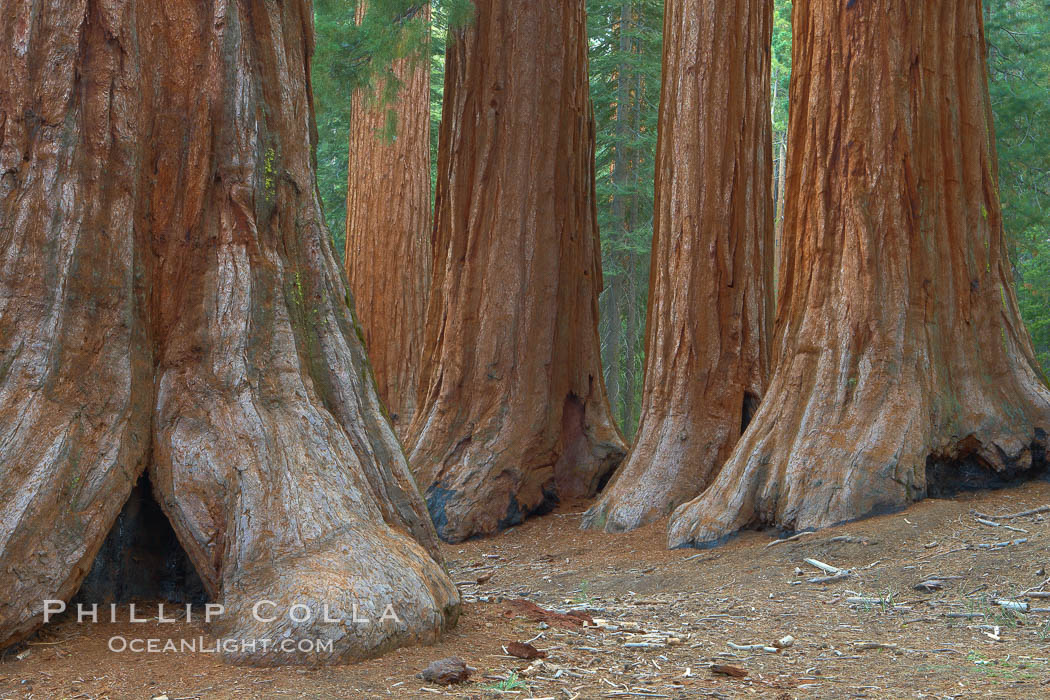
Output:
506 641 546 659
419 657 472 686
477 572 493 584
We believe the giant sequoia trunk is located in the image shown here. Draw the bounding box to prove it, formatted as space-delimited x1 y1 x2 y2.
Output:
0 0 458 664
345 1 431 438
408 0 627 543
668 0 1050 548
582 0 774 532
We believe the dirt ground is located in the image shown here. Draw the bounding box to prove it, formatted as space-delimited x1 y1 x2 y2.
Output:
6 480 1050 699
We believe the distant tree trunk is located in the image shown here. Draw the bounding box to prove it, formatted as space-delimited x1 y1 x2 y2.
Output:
774 136 787 289
408 0 627 543
0 0 458 663
582 0 774 532
601 282 624 423
625 52 649 438
603 0 634 435
622 255 643 434
345 1 432 438
669 0 1050 548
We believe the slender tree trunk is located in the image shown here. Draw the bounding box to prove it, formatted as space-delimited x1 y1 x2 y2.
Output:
623 253 643 435
582 0 774 532
670 0 1050 548
345 1 432 438
601 281 624 424
408 0 627 543
604 0 634 435
774 135 787 290
0 0 458 663
626 62 648 437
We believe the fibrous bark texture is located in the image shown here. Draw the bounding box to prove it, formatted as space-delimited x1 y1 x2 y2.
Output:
0 0 458 664
408 0 627 543
345 1 431 438
669 0 1050 549
582 0 774 532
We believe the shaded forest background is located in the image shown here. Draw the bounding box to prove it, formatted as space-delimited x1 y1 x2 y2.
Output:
311 0 1050 439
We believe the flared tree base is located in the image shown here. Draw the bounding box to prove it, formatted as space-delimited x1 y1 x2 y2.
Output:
668 355 1050 548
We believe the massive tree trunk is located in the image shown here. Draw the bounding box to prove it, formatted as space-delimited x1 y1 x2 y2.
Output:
0 0 458 664
345 1 431 438
582 0 774 532
408 0 627 543
669 0 1050 549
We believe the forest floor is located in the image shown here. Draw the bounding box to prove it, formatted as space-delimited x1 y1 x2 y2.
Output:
6 481 1050 699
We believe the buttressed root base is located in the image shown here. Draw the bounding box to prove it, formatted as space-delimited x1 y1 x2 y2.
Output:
0 0 458 664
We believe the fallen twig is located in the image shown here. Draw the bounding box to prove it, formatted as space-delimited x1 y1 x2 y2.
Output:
727 642 778 653
804 558 843 575
809 571 853 584
977 538 1027 549
766 531 813 548
972 505 1050 520
854 642 898 651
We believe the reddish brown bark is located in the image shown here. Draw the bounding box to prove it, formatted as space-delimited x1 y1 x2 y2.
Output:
669 0 1050 548
0 0 458 663
583 0 774 532
345 1 432 437
408 0 627 543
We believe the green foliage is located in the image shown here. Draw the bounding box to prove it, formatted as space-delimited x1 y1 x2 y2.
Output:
771 0 792 137
588 0 663 436
428 2 451 197
986 0 1050 372
312 0 474 257
312 0 434 256
486 672 525 691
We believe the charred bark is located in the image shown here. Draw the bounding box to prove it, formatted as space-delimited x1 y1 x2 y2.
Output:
582 0 774 532
669 0 1050 548
0 0 458 664
408 0 627 543
345 1 432 438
